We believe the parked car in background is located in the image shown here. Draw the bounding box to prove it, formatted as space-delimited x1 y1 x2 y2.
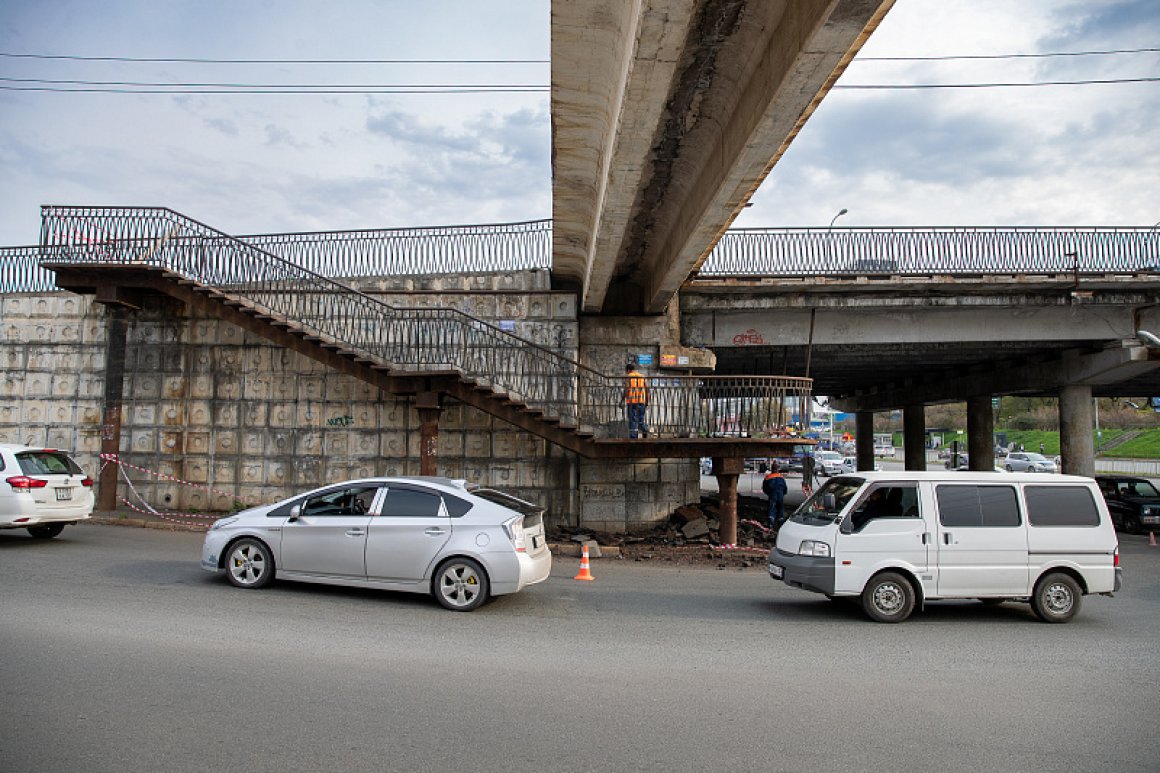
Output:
0 444 95 538
945 453 969 471
201 477 551 611
1095 475 1160 534
1004 452 1057 473
840 457 881 474
815 450 844 476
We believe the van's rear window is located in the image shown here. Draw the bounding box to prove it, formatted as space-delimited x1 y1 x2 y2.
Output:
1025 486 1100 527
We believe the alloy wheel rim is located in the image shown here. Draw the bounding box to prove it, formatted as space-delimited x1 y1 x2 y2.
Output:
440 564 480 607
229 545 265 585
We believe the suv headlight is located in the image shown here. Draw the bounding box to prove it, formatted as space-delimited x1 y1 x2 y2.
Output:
798 540 831 557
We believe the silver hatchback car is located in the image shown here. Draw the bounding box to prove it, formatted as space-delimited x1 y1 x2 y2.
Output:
201 477 552 611
1004 452 1058 473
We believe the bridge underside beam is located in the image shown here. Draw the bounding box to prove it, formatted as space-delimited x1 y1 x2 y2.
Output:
831 343 1160 413
551 0 894 314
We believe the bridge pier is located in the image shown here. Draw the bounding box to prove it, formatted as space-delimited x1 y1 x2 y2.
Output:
1059 385 1096 477
855 411 875 471
416 392 443 477
966 395 995 472
97 307 129 512
712 457 744 546
903 405 926 471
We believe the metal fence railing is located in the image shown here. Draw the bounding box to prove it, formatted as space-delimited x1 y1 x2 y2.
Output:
38 206 810 440
697 226 1160 276
0 245 56 293
236 219 552 278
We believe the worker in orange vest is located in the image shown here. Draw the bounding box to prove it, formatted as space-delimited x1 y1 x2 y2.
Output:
762 463 788 530
623 363 650 438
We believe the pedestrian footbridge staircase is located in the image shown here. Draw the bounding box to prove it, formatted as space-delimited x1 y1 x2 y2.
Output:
38 206 811 462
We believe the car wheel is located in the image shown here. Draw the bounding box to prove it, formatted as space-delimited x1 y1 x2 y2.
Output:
433 557 489 612
1005 465 1014 472
1122 514 1142 535
861 572 915 623
27 523 65 539
1031 572 1082 623
225 538 275 589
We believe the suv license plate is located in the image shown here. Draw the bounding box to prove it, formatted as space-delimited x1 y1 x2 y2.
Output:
769 563 784 579
55 488 72 501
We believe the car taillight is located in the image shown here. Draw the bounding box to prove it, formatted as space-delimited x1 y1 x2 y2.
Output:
1113 547 1119 567
503 515 528 552
81 477 94 487
7 476 48 491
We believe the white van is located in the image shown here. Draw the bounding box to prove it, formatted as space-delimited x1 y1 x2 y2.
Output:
768 471 1121 623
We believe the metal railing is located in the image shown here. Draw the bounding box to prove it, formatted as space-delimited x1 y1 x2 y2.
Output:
39 206 809 440
237 219 552 278
0 245 57 293
698 226 1160 276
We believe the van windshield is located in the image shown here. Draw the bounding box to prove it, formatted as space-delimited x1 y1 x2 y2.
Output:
791 477 864 525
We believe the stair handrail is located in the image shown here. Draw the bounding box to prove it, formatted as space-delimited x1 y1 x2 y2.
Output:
40 206 811 439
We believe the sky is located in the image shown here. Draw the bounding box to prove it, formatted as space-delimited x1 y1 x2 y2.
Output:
0 0 1157 247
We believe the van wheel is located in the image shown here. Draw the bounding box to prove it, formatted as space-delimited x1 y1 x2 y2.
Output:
1031 572 1081 623
861 572 915 623
27 523 65 539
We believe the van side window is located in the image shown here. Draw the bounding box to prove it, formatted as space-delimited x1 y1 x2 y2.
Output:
850 484 919 531
936 485 1021 528
1025 485 1100 527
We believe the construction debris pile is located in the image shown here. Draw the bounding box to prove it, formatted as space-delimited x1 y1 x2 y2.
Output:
549 494 778 566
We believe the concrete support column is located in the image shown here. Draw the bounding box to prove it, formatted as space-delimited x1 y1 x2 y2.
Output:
855 411 875 471
416 392 443 476
713 457 744 545
966 395 995 472
903 404 926 471
97 307 129 512
1059 385 1095 477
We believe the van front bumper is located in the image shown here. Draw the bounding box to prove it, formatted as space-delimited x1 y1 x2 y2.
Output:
768 549 836 596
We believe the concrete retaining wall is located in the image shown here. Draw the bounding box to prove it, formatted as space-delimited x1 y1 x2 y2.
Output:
1 273 701 531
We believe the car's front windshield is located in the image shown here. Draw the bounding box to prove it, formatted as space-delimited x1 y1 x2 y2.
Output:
791 477 864 524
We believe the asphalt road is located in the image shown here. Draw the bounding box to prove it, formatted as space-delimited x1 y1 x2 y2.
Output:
2 524 1158 773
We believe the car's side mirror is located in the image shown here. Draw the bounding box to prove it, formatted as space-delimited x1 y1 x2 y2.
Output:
822 493 836 511
839 517 853 535
288 503 302 522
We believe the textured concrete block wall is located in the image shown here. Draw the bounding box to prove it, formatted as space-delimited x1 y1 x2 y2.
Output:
2 271 700 531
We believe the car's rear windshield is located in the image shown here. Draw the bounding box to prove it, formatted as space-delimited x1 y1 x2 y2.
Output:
17 451 83 476
470 487 544 518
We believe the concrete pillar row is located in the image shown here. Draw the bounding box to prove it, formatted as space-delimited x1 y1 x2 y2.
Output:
855 411 875 471
903 404 926 471
966 395 995 472
1059 385 1096 477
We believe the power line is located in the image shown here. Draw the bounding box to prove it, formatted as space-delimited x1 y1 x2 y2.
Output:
0 52 547 64
856 47 1160 62
0 76 547 89
3 48 1155 65
835 77 1160 89
0 85 548 94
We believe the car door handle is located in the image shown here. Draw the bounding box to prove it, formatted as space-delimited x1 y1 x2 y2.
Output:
345 528 366 537
921 532 931 544
424 527 448 536
943 532 953 544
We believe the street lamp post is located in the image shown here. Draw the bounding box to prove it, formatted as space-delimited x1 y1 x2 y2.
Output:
826 208 848 268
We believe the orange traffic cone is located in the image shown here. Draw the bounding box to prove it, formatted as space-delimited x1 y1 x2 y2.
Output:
574 544 595 581
1150 531 1157 547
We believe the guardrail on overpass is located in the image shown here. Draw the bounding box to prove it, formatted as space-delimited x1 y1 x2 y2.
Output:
697 226 1159 277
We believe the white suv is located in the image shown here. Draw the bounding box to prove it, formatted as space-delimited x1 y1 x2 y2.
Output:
0 444 95 538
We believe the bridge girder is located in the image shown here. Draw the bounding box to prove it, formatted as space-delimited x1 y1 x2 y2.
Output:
551 0 895 314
